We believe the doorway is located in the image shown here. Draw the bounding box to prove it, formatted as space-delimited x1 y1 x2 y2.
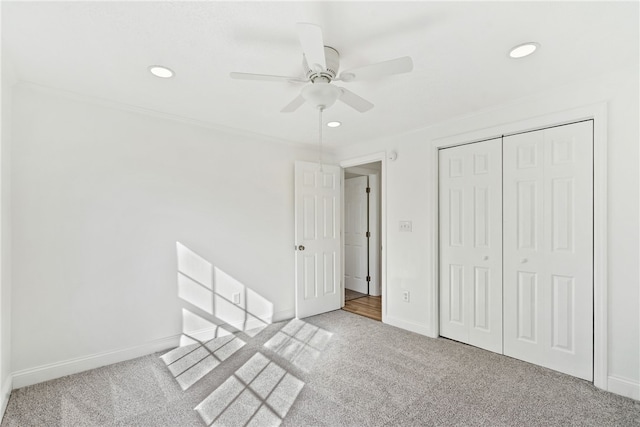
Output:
342 162 382 321
293 153 387 323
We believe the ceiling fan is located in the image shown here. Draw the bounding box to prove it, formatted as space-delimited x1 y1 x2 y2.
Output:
230 23 413 113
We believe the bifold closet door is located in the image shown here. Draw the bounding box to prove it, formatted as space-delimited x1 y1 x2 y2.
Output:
439 138 503 353
503 121 593 381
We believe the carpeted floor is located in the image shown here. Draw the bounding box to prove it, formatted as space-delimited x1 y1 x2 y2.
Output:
3 310 639 426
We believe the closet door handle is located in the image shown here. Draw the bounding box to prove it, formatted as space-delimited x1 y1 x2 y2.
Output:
483 256 489 261
521 258 528 263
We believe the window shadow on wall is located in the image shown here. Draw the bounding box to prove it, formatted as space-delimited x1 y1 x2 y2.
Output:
161 242 274 391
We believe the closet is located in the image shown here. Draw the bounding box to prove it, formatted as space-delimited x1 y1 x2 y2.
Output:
439 121 594 381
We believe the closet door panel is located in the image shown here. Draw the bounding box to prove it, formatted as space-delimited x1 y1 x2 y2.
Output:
440 149 469 344
503 133 545 363
503 121 593 380
440 139 502 353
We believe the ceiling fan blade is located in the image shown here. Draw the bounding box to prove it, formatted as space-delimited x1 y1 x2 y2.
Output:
281 94 306 113
296 23 326 72
339 56 413 82
230 72 307 83
338 88 374 112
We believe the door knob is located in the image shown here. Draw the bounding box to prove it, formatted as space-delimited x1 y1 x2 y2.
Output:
298 245 305 251
483 255 489 261
521 258 528 263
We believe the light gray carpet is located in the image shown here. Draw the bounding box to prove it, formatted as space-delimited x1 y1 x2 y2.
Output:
2 310 639 426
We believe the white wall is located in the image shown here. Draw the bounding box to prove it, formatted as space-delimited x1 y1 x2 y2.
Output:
10 83 321 386
0 51 15 415
336 66 640 399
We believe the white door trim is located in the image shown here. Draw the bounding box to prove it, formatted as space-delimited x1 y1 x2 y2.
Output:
340 152 387 322
344 167 381 296
367 173 380 296
429 102 608 390
344 175 369 295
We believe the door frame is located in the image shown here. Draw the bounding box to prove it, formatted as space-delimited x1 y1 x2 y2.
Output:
429 103 608 389
344 167 381 296
343 174 370 295
340 152 387 322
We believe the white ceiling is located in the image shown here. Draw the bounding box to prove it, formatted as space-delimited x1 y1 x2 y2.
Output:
3 1 638 147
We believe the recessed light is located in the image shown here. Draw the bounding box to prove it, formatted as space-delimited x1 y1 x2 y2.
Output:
327 121 341 128
148 65 174 78
509 42 540 59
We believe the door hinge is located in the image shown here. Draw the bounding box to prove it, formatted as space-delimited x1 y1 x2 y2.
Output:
366 231 371 238
366 275 371 282
366 187 371 193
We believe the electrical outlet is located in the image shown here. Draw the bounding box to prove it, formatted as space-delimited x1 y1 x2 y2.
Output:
232 293 241 305
399 220 412 232
402 291 410 302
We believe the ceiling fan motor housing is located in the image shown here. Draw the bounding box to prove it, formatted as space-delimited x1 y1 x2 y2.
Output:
304 46 340 82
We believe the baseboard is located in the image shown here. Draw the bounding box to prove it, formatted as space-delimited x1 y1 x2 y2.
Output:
185 318 267 342
385 315 434 337
0 375 12 423
272 308 295 323
11 309 295 390
12 334 180 389
608 375 640 400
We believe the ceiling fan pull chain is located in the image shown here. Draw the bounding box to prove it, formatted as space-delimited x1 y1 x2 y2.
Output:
318 107 324 172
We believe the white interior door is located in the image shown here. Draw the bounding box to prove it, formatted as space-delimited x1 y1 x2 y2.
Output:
503 121 593 380
294 161 341 318
439 138 503 353
344 176 369 294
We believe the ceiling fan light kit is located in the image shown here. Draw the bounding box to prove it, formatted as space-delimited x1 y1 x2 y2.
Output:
302 81 341 110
